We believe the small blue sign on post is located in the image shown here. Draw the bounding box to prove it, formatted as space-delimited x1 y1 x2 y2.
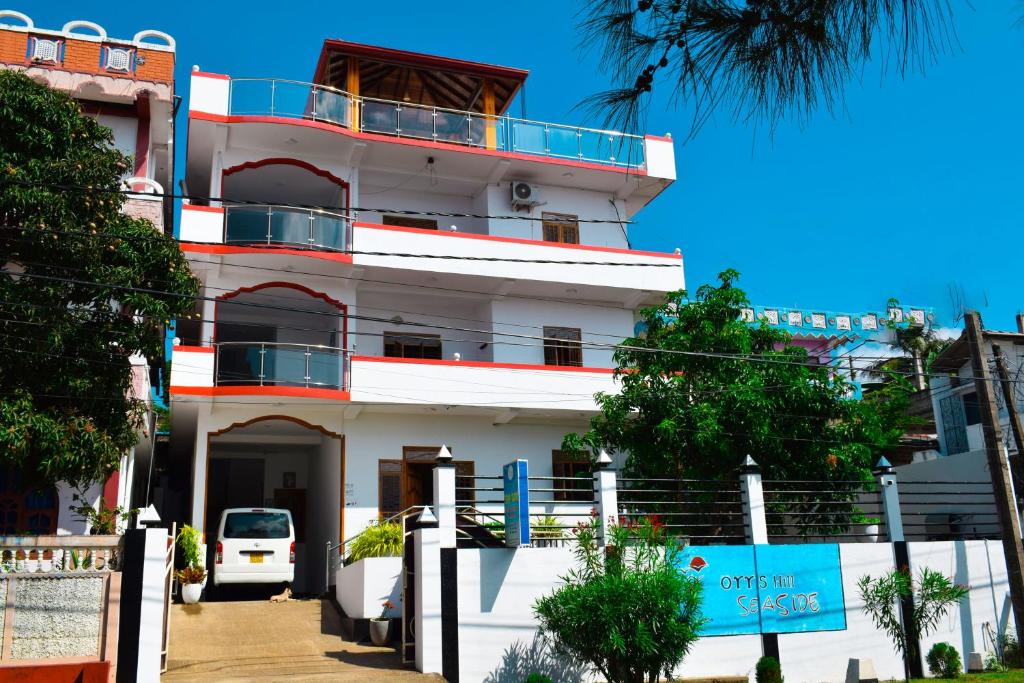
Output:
675 544 846 636
503 460 530 547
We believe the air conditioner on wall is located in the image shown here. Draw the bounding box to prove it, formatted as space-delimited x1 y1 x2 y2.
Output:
510 181 544 209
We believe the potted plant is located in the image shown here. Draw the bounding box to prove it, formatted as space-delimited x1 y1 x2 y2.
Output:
852 512 880 543
176 525 206 604
370 600 395 646
337 522 403 619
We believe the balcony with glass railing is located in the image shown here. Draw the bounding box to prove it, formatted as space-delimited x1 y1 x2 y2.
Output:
214 342 349 390
223 205 349 251
226 78 646 169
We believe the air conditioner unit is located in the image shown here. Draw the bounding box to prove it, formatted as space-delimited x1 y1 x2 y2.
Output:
510 181 543 209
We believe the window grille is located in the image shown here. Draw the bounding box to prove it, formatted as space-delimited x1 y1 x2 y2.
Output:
32 38 60 63
106 48 133 72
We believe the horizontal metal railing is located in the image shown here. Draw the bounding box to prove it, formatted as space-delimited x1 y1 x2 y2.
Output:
223 204 351 252
616 477 748 544
227 77 647 168
761 479 883 542
214 342 349 390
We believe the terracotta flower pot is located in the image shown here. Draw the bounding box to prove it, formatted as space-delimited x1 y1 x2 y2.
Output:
369 618 390 646
181 582 203 604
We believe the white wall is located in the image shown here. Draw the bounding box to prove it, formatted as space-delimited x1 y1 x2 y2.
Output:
357 186 483 234
481 183 630 248
342 413 588 540
354 290 494 361
490 299 633 367
447 540 1016 683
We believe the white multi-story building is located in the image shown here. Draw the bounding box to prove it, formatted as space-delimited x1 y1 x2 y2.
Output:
169 39 681 591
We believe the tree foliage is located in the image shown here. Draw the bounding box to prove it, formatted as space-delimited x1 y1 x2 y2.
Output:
859 567 968 674
578 0 958 133
534 517 705 683
0 71 197 488
565 270 913 494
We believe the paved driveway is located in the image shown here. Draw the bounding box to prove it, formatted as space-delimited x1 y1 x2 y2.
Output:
162 598 444 682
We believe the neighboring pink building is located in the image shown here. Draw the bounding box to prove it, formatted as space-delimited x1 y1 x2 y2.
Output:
0 9 175 532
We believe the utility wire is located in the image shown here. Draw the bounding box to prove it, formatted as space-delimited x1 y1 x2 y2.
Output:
0 179 637 224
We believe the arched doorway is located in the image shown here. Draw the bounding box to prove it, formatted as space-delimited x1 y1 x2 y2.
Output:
204 416 344 595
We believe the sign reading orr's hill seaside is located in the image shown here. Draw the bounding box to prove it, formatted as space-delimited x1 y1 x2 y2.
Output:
676 544 847 636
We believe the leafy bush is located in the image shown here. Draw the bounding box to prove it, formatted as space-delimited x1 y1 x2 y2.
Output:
755 655 784 683
1003 631 1024 668
70 492 134 535
531 515 563 540
176 525 203 569
926 642 962 678
347 521 402 563
176 565 207 585
524 674 552 683
534 516 705 683
858 568 967 667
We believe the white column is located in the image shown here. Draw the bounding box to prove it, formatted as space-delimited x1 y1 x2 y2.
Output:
190 430 208 530
433 445 456 549
200 294 216 347
594 449 617 546
414 527 442 674
873 457 905 542
739 455 769 545
137 527 169 683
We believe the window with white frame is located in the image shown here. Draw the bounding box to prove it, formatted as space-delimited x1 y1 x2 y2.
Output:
30 38 61 63
105 47 133 73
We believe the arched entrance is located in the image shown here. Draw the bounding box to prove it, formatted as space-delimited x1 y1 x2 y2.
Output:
204 416 344 595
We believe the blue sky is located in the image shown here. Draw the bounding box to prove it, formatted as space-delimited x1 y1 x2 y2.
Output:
34 1 1024 330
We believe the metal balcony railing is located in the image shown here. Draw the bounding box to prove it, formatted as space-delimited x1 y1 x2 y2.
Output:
224 205 350 252
214 342 349 390
227 78 646 168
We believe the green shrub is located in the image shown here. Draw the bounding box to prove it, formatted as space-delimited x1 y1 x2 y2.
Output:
531 515 563 540
347 521 402 563
176 525 203 569
926 642 962 679
1003 632 1024 668
524 674 552 683
755 655 783 683
533 517 705 683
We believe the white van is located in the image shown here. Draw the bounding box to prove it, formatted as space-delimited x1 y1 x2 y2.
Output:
213 507 295 586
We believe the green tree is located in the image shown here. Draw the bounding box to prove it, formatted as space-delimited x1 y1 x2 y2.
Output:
859 568 969 681
534 517 705 683
579 0 958 132
0 71 197 488
564 271 912 532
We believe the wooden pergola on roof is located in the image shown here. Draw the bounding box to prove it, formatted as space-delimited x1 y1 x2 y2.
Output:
313 39 528 115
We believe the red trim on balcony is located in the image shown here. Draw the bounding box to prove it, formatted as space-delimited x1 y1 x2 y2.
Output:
173 345 214 353
181 242 355 264
353 222 681 260
222 157 350 192
644 134 673 142
182 204 224 214
351 355 616 374
171 385 352 401
192 70 230 80
188 111 646 176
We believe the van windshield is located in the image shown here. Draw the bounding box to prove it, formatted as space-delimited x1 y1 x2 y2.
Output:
223 512 290 539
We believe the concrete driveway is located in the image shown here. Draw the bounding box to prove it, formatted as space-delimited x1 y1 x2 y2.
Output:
162 598 444 682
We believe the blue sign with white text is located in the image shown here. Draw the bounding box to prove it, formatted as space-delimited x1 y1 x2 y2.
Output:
503 460 530 547
675 544 846 635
